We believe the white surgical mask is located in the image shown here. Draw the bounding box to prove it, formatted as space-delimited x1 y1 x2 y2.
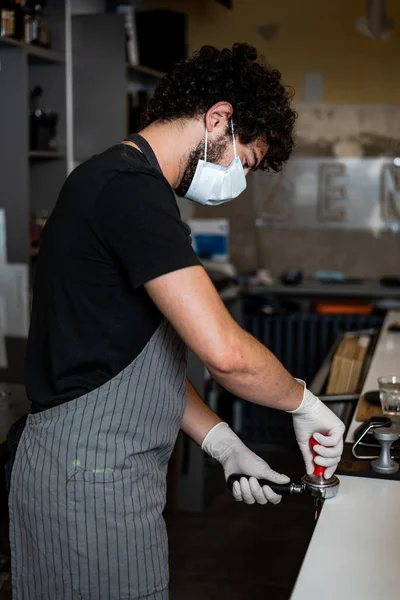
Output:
185 121 247 205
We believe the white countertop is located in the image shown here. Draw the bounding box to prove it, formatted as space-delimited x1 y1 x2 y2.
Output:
291 475 400 600
292 310 400 600
346 310 400 443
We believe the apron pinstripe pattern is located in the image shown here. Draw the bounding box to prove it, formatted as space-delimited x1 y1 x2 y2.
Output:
9 319 187 600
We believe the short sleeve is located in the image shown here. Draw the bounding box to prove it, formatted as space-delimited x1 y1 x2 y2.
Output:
94 171 200 288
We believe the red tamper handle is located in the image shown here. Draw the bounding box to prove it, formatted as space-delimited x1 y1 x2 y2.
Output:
310 436 325 477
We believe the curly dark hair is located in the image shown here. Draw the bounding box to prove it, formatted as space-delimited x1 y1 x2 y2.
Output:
141 43 297 172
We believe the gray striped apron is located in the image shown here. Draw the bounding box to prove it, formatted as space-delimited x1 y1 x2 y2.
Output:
9 318 188 599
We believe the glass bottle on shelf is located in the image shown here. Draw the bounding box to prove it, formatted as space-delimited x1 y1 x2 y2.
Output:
27 0 50 47
0 1 17 39
23 0 32 44
38 2 50 47
30 85 59 152
28 1 39 44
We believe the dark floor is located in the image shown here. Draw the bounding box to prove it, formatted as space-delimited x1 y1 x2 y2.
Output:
167 451 315 600
0 451 314 600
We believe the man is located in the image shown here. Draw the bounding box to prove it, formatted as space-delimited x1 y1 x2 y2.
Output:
9 43 344 599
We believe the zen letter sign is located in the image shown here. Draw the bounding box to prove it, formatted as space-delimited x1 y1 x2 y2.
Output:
254 159 400 231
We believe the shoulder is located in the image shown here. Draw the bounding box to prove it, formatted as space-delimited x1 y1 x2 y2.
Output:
96 168 179 217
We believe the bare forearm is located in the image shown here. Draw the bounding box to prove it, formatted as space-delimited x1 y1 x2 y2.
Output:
145 266 303 412
181 380 222 446
207 327 303 412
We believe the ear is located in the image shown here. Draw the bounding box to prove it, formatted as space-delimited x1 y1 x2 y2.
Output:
205 102 233 135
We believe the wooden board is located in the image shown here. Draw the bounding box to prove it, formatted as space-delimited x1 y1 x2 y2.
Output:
356 393 382 421
326 335 371 395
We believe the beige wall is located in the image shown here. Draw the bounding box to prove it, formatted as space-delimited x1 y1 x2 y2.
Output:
147 0 400 104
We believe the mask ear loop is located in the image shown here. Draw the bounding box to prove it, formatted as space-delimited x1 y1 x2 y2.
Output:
204 127 208 162
231 120 237 158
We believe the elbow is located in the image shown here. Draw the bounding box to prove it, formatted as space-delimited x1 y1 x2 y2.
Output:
205 347 244 377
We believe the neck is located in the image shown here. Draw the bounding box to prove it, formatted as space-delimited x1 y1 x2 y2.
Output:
134 120 203 188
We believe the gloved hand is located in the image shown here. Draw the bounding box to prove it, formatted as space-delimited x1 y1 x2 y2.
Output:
201 422 290 505
288 380 345 479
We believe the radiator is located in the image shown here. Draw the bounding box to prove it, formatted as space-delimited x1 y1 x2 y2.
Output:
243 312 384 383
239 312 384 445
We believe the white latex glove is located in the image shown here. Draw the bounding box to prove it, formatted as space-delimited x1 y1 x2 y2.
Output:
201 422 290 505
289 380 345 479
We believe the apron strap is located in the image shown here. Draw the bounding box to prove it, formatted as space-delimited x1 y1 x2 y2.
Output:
125 133 162 174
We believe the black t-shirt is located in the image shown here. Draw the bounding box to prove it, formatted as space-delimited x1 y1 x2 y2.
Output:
25 138 200 411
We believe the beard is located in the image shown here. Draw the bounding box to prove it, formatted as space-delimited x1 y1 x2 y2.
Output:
175 134 230 198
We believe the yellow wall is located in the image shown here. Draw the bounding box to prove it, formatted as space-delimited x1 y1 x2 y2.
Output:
146 0 400 104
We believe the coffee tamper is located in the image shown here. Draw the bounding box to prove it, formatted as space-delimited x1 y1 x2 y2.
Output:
371 428 400 475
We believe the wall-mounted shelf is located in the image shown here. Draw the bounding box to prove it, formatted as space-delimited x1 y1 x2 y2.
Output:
126 63 165 79
0 0 68 268
29 151 66 160
0 36 21 49
27 45 65 65
0 36 64 64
